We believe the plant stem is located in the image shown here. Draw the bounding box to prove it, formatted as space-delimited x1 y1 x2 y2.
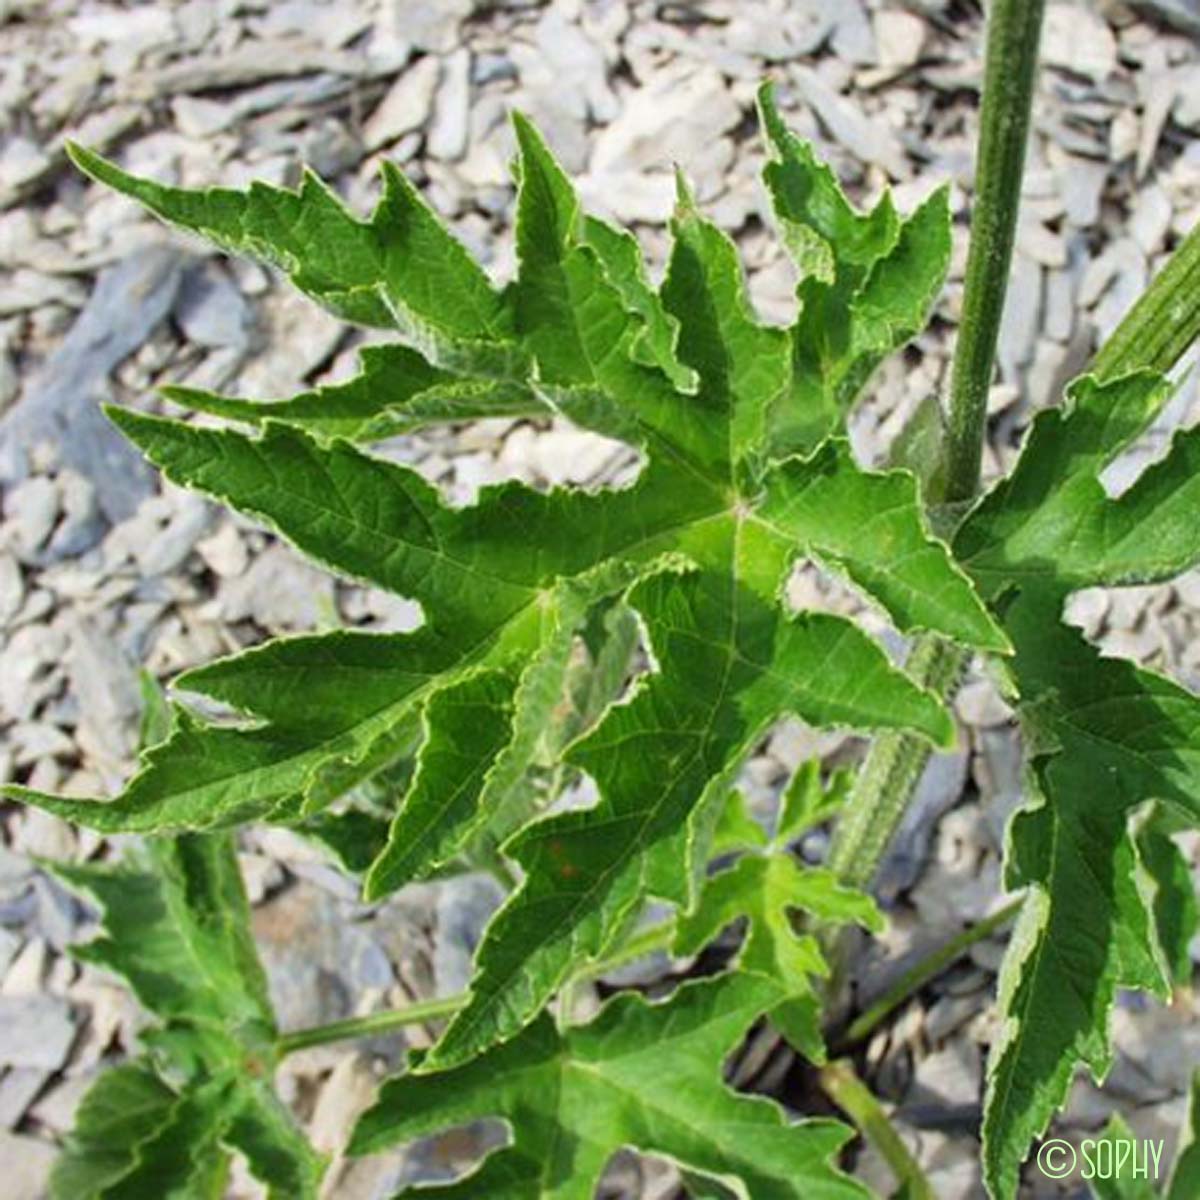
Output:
944 0 1047 502
825 638 964 889
839 896 1023 1048
825 0 1046 906
819 1059 936 1200
276 915 678 1056
827 210 1200 926
277 994 464 1055
1091 219 1200 382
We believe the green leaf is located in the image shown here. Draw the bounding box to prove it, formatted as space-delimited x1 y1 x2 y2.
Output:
757 83 951 456
889 394 949 503
777 760 853 844
137 670 172 749
581 213 699 395
712 788 771 855
980 587 1200 1200
365 669 516 898
50 1061 183 1200
1087 1114 1160 1200
509 114 736 475
1169 1074 1200 1200
51 834 273 1033
350 972 869 1199
50 834 323 1198
428 557 948 1067
661 170 791 468
758 439 1010 652
30 103 1008 1075
1136 813 1198 986
958 369 1200 1199
79 1076 234 1200
675 839 881 1062
956 372 1200 594
66 145 516 373
162 344 548 443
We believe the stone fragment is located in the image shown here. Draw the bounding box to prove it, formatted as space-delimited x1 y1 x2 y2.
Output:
1128 184 1173 256
0 247 182 527
310 1053 378 1154
831 0 876 65
1042 4 1118 80
591 66 741 176
0 995 75 1071
195 520 248 578
873 10 927 69
1172 65 1200 130
434 874 504 997
123 42 362 99
534 7 617 123
135 493 212 577
3 476 58 559
910 1042 983 1107
396 0 472 53
217 542 334 630
66 616 141 751
791 68 909 178
1131 0 1200 37
0 137 50 193
996 253 1042 380
876 749 969 903
955 678 1015 728
427 48 471 162
171 94 233 138
175 262 253 349
0 1068 48 1129
363 54 441 150
0 1131 56 1200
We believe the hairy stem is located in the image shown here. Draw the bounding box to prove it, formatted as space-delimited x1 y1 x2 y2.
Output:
819 1059 936 1200
827 204 1200 933
1091 219 1200 382
944 0 1047 502
839 897 1022 1048
826 637 965 889
824 0 1045 962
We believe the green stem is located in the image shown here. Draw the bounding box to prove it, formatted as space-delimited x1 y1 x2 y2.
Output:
944 0 1047 502
839 897 1023 1048
1091 219 1200 382
277 994 463 1055
824 0 1046 963
819 1059 936 1200
826 638 964 890
277 916 678 1056
827 205 1200 912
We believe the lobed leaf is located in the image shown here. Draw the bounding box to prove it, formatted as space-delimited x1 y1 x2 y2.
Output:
66 144 516 375
162 344 548 443
757 83 951 457
428 556 950 1067
956 372 1200 594
979 588 1200 1199
16 97 1009 1090
676 786 881 1062
49 833 323 1198
758 439 1009 651
350 972 869 1199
